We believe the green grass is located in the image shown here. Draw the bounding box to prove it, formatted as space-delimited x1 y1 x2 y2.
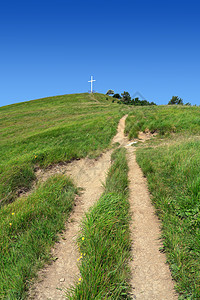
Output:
125 105 200 139
67 148 131 299
0 93 130 299
0 174 77 300
0 93 127 206
125 105 200 299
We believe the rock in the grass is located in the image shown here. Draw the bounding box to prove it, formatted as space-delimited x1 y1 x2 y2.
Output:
59 278 65 282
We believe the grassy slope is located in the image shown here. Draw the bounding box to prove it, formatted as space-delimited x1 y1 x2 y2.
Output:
0 175 77 299
0 93 127 206
125 105 200 299
0 93 131 299
125 105 200 138
67 148 131 299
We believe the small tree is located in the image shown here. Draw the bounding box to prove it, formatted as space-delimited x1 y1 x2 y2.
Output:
106 89 114 95
113 93 121 99
121 91 131 104
168 96 183 105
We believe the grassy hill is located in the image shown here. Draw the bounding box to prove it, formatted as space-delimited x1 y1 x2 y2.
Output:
0 93 130 299
0 93 126 206
1 96 200 299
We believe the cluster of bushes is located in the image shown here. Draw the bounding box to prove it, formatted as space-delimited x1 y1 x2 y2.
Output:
168 96 191 106
106 90 156 106
117 92 156 106
106 90 193 107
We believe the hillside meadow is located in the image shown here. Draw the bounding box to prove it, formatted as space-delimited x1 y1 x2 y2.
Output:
125 105 200 299
0 93 128 206
0 93 130 299
1 96 200 299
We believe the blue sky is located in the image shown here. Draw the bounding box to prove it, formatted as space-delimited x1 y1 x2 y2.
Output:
0 0 199 106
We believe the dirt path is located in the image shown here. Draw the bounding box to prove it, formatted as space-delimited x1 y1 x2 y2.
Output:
28 114 177 299
28 115 127 299
125 146 178 299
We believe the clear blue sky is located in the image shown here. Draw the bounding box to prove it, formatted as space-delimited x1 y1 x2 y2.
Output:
0 0 199 107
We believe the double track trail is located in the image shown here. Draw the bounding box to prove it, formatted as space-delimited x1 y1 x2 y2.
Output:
29 115 177 299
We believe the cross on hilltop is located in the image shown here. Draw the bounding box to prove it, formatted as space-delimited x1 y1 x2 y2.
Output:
88 76 96 93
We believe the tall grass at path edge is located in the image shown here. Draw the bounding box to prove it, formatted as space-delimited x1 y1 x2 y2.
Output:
125 105 200 299
0 175 77 300
67 148 131 299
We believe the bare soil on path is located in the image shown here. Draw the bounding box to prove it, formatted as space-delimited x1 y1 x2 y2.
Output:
28 115 177 299
28 116 127 299
125 146 178 299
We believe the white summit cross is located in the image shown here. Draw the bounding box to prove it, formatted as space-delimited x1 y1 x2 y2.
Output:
88 75 96 93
